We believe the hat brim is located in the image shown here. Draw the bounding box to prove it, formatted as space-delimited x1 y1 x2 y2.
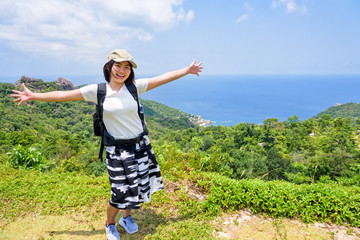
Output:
112 58 137 69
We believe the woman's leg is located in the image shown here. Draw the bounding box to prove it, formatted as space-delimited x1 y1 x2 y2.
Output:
124 209 132 218
106 202 120 225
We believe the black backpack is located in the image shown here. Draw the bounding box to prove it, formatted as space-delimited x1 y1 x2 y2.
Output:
93 82 148 161
93 83 107 137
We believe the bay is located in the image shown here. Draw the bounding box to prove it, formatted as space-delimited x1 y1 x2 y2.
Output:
140 75 360 126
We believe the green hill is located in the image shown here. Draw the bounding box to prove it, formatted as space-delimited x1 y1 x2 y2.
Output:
313 102 360 120
141 98 196 131
0 77 195 151
0 77 199 177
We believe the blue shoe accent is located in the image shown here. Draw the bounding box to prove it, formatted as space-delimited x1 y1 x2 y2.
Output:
119 215 138 234
105 224 120 240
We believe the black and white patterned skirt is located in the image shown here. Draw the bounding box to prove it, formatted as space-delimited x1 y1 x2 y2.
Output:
106 135 164 209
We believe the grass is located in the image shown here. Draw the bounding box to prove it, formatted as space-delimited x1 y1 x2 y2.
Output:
0 161 215 239
0 162 109 224
1 161 360 239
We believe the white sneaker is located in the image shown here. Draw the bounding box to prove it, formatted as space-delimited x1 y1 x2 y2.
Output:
105 224 120 240
119 215 138 234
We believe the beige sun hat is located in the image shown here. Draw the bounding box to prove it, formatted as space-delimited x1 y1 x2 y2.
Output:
107 49 137 68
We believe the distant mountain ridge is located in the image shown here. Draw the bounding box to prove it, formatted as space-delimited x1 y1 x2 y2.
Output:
312 102 360 120
13 76 359 125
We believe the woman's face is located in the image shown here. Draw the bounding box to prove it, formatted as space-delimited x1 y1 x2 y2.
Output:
110 61 131 84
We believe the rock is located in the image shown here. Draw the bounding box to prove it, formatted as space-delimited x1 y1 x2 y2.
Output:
55 77 77 90
314 222 327 228
218 232 231 238
15 76 47 92
14 76 77 92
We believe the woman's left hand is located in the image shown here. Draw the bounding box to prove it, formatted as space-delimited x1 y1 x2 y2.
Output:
188 60 203 76
147 59 204 91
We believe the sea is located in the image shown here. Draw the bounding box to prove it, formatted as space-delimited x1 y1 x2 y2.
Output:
2 74 360 126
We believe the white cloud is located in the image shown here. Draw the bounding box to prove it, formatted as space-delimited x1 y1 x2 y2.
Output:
236 14 250 23
244 2 255 12
0 0 194 60
272 0 308 14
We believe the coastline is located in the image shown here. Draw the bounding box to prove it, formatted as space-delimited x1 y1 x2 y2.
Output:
190 115 214 127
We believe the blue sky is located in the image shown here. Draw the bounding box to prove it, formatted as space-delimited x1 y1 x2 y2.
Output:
0 0 359 83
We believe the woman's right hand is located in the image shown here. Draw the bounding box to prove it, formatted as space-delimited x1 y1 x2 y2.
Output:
10 83 33 106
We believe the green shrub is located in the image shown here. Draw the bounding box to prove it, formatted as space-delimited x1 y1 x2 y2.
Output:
284 172 312 184
195 172 360 227
86 161 107 176
58 156 84 173
7 145 54 171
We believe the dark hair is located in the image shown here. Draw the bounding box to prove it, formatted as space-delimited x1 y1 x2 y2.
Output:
103 60 135 86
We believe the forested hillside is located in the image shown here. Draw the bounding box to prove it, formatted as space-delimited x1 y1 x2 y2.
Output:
2 77 360 182
2 77 360 183
313 102 360 120
0 78 195 171
1 78 360 238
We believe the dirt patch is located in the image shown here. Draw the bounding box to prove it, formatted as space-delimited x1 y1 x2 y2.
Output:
164 178 207 200
213 210 360 240
1 214 105 240
164 179 182 193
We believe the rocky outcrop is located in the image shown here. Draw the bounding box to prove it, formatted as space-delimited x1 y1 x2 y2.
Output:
15 76 45 92
55 77 77 90
14 76 77 92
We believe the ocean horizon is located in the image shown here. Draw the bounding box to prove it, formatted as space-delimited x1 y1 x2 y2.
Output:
2 74 360 126
142 74 360 126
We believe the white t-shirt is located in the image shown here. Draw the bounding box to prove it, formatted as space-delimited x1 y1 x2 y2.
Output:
80 79 148 139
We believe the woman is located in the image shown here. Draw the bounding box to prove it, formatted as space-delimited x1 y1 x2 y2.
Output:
11 49 203 240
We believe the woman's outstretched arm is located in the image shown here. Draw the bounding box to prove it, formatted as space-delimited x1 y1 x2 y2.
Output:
11 83 84 106
147 60 203 91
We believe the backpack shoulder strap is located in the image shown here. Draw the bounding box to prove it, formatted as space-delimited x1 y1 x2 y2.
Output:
126 82 138 101
126 83 148 135
97 83 107 161
97 83 107 105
